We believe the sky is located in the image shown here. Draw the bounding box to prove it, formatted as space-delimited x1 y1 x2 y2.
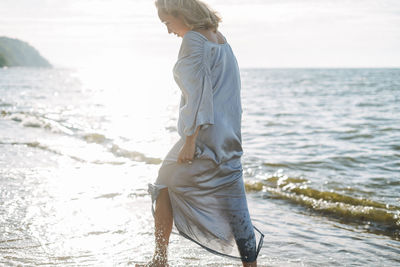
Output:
0 0 399 68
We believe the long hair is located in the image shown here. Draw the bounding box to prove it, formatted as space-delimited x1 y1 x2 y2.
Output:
155 0 222 32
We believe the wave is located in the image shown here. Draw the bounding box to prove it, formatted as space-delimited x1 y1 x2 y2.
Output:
337 134 375 140
262 155 396 171
0 102 12 108
0 141 122 165
83 133 108 144
245 176 400 239
1 141 87 163
391 144 400 151
2 110 74 135
1 138 162 166
82 133 162 164
1 111 163 165
262 160 343 172
109 144 162 165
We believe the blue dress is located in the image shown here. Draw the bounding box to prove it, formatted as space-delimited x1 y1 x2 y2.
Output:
148 30 264 262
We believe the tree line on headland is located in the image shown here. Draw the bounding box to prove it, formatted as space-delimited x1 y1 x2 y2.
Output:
0 37 51 68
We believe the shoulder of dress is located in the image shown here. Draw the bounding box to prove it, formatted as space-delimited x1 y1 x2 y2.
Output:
183 31 208 45
178 31 208 58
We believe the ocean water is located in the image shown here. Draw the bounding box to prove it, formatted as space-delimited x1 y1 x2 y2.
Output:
0 67 399 266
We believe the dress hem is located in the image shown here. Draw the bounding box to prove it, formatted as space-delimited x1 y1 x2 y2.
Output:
177 225 264 262
147 182 264 262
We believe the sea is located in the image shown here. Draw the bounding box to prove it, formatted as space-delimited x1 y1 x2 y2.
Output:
0 67 399 266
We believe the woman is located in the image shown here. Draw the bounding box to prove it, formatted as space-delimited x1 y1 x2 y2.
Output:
142 0 264 266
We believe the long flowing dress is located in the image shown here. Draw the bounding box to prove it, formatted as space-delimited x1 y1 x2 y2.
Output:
147 30 264 262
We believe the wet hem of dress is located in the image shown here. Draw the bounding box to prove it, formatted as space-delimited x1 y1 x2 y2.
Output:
178 226 264 262
148 183 168 217
147 182 264 262
148 183 264 262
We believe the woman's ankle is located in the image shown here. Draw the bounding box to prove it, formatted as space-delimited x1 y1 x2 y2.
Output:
152 252 168 265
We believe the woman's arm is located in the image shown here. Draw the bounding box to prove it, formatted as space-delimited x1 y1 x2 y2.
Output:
177 125 200 163
185 125 200 145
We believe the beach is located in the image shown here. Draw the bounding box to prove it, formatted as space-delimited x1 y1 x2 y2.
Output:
1 67 399 266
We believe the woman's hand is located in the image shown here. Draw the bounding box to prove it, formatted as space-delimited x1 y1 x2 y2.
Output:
177 141 196 164
178 126 201 164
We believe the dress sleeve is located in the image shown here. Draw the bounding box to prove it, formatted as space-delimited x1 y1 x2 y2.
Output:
174 32 214 137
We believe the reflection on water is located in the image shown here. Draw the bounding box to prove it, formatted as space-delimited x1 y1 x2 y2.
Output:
1 67 400 266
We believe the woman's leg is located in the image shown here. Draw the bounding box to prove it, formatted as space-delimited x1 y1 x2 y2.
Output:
243 261 257 267
229 211 258 267
236 236 257 267
150 188 173 266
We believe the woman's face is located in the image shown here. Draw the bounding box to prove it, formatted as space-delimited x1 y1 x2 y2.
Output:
158 10 190 38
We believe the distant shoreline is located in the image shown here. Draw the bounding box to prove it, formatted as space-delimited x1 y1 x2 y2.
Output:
0 36 51 68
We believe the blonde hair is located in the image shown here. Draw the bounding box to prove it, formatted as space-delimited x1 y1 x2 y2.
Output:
155 0 222 32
